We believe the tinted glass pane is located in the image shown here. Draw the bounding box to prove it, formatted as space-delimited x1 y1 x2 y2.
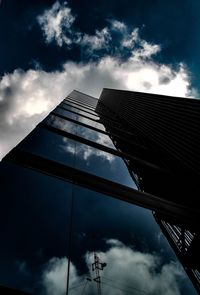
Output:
68 91 98 108
67 98 96 109
18 127 137 189
18 127 75 166
77 115 105 131
0 162 72 294
60 103 99 120
45 114 116 149
69 185 197 295
73 141 137 189
63 102 98 115
53 107 105 131
54 106 77 120
65 99 96 111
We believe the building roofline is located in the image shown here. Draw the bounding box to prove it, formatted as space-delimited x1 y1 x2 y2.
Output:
102 87 200 103
70 89 98 100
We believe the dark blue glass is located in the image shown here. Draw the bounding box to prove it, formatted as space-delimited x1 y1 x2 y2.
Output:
18 126 137 189
18 127 75 167
54 107 105 131
0 162 71 294
45 114 116 150
60 103 99 120
68 185 198 295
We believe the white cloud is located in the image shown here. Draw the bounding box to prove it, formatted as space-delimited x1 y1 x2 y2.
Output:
37 1 75 46
110 20 127 32
60 137 115 162
79 27 111 51
36 1 158 55
122 28 139 48
41 240 186 295
42 257 81 295
0 3 197 160
37 1 160 60
0 52 195 160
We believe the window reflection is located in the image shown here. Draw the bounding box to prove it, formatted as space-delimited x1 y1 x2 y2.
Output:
18 127 137 189
64 99 96 112
54 106 77 121
18 127 75 167
67 185 197 295
63 101 98 116
45 114 116 150
60 103 99 120
53 107 105 131
0 162 71 294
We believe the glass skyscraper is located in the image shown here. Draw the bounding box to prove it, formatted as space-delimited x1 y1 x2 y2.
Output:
0 89 199 295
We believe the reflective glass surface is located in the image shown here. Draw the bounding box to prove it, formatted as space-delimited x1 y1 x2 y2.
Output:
67 93 97 108
60 103 99 120
18 127 75 167
63 101 98 116
0 163 198 295
64 99 96 111
44 114 116 150
54 106 78 121
69 185 197 295
1 92 199 295
0 162 71 294
18 127 137 189
54 107 105 131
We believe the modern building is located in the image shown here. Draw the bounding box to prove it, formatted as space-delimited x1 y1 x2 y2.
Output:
0 89 199 295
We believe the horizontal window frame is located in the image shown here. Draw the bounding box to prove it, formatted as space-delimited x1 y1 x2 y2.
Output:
51 111 110 136
4 148 197 226
57 105 101 123
60 103 99 120
62 101 99 117
64 98 97 112
39 122 166 172
46 112 116 150
51 111 149 154
55 105 156 150
67 96 97 108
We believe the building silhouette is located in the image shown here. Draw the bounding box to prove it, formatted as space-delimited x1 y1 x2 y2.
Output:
0 89 199 294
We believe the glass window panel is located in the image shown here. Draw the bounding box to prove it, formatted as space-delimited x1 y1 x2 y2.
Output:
67 92 98 107
60 103 99 120
73 140 137 189
67 99 96 109
18 127 75 167
53 107 106 131
18 127 137 189
54 106 77 120
0 162 72 294
65 99 96 111
63 101 97 115
68 185 198 295
45 114 116 150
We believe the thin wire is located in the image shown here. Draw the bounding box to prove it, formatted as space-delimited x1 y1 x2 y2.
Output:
101 276 150 295
69 282 85 292
101 280 151 295
101 280 133 294
80 280 89 295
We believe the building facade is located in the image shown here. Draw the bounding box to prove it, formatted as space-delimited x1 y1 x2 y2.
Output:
0 89 199 294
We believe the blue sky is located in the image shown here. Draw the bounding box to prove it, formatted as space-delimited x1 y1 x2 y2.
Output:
0 0 200 158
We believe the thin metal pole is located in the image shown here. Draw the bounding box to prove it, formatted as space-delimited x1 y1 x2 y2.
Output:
66 187 74 295
66 116 78 295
